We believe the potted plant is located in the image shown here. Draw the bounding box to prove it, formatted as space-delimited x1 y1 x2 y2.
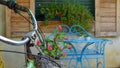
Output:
40 0 94 31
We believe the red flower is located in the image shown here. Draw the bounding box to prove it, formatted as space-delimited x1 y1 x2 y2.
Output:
58 25 63 31
62 52 67 57
48 45 53 50
57 13 62 17
64 36 69 40
68 45 72 49
36 40 41 46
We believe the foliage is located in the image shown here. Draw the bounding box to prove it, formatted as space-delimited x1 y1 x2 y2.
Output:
40 0 94 31
36 25 72 58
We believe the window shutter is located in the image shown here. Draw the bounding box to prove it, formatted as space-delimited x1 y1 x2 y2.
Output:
117 0 120 35
6 0 34 37
95 0 118 37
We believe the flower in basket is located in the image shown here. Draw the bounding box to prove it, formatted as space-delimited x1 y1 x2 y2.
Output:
36 25 72 58
47 45 53 50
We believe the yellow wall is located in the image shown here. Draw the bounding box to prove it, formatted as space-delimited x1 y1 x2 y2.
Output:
0 5 5 36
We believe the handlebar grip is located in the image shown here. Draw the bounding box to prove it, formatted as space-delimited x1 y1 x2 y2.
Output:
0 0 27 12
0 0 8 6
14 4 28 12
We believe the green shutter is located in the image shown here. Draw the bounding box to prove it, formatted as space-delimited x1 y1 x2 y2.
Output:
35 0 95 21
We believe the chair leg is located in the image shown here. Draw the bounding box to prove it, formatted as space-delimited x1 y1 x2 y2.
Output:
96 58 105 68
81 56 91 68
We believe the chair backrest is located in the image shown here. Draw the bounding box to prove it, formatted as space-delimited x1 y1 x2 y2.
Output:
47 24 95 40
61 24 94 38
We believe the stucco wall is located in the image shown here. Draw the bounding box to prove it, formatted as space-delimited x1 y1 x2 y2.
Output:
106 37 120 68
0 5 5 36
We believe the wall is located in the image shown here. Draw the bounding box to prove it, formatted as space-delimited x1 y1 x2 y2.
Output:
106 37 120 68
0 41 25 68
0 5 5 36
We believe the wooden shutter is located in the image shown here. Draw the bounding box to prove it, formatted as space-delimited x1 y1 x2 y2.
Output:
6 0 34 37
95 0 118 37
117 0 120 35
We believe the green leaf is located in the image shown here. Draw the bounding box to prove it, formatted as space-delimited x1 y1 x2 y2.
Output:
44 50 49 54
27 59 35 68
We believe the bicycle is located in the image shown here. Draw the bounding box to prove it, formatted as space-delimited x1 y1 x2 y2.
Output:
0 0 62 68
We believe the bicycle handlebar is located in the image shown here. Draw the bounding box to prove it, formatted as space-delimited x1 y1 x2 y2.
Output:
0 36 29 45
0 0 27 12
0 0 7 6
0 0 38 45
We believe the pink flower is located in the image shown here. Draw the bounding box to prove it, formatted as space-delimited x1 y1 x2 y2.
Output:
36 40 41 46
58 25 63 31
47 45 53 50
64 36 69 40
62 52 67 57
68 45 72 49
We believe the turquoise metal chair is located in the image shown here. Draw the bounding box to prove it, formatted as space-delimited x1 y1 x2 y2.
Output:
48 24 111 68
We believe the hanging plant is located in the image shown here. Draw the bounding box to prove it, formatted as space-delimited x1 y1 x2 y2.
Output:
40 0 94 31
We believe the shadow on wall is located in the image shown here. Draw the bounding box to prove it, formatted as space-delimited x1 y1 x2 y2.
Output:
118 66 120 68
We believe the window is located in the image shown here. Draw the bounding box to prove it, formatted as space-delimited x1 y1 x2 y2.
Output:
35 0 95 21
